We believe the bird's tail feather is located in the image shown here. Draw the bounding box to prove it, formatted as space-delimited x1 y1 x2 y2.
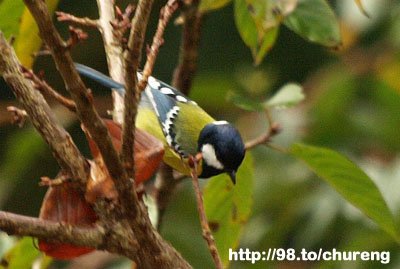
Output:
74 63 125 95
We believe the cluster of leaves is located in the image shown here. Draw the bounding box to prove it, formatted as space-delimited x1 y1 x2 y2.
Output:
198 0 400 267
0 0 59 68
201 0 341 65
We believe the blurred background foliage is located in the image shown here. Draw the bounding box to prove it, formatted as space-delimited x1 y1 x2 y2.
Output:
1 0 400 268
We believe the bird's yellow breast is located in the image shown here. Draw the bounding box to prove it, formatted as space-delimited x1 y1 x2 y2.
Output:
136 108 206 176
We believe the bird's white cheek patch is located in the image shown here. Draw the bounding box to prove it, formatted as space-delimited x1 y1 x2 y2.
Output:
201 144 224 170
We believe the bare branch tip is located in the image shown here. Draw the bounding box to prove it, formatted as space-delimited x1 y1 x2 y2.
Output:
67 26 89 48
7 106 28 127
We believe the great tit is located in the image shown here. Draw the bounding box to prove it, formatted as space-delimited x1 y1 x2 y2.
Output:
75 63 245 184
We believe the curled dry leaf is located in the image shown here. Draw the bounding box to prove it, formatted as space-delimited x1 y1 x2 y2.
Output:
83 119 164 203
86 159 118 204
38 182 98 259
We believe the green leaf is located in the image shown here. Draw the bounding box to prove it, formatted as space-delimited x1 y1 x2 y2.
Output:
0 0 25 38
234 0 258 50
253 27 278 65
199 0 232 13
264 83 304 109
290 143 399 242
284 0 341 48
234 0 279 65
0 237 41 269
227 90 265 111
0 0 60 67
204 153 254 267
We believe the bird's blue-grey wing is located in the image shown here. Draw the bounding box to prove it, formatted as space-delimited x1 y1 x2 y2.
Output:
75 63 190 155
144 85 185 156
146 77 197 105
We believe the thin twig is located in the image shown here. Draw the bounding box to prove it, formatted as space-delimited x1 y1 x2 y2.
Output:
0 211 104 248
66 26 89 49
189 157 223 269
21 66 77 112
56 11 98 27
40 171 71 186
245 109 281 150
172 1 202 94
110 5 135 43
138 0 180 92
6 106 28 127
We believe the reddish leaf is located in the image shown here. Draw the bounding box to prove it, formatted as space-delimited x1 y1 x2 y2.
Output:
38 183 97 259
85 119 164 184
133 125 165 183
85 159 118 204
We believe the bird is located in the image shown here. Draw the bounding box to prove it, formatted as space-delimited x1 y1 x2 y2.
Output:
75 63 245 184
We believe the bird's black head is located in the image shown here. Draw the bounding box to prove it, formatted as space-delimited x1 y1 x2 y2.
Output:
197 121 245 184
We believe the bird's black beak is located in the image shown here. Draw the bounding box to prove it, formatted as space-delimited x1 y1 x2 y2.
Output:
228 170 236 185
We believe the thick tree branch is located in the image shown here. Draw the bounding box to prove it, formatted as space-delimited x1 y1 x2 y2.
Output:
23 0 132 208
96 0 125 124
156 0 202 229
0 211 103 248
0 33 89 183
1 1 194 267
93 2 193 268
95 1 193 267
121 0 154 177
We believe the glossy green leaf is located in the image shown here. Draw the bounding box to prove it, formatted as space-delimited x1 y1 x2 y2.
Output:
234 0 258 50
204 153 254 267
234 0 279 65
284 0 341 47
0 237 41 269
291 143 399 242
199 0 232 13
264 83 304 109
0 0 60 67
